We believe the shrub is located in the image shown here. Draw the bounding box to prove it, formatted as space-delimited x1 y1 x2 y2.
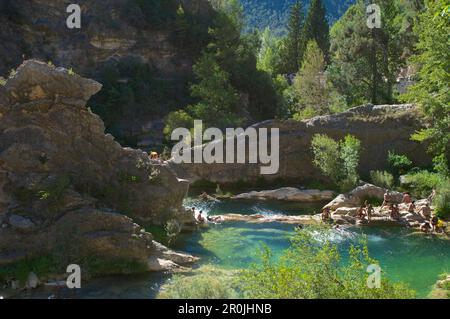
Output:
163 110 194 142
239 225 416 299
434 179 450 219
388 151 413 176
158 266 240 299
370 170 395 189
293 107 319 121
311 134 361 192
405 171 443 198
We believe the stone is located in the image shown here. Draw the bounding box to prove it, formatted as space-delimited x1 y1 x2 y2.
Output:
26 272 39 289
0 61 196 274
8 215 35 232
324 184 403 210
232 187 334 202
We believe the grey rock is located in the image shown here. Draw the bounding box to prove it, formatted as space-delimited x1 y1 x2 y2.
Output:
8 215 35 232
26 272 40 289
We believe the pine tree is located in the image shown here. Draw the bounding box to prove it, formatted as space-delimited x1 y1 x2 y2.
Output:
302 0 330 62
282 0 305 74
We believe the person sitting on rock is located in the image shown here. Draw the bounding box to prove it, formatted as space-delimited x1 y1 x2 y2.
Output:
321 208 331 222
365 201 374 222
389 204 400 220
418 203 432 220
420 221 431 234
207 215 223 224
197 210 206 224
436 218 446 234
408 201 416 214
430 215 439 233
356 205 366 221
428 189 437 205
382 190 392 208
150 151 159 161
402 192 412 204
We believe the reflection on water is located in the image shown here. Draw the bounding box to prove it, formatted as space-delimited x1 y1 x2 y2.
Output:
14 198 450 299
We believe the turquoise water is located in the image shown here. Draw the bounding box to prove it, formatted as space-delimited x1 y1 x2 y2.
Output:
175 198 450 298
15 198 450 298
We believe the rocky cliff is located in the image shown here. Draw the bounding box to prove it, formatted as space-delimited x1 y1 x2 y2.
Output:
0 0 214 148
0 60 196 276
171 104 432 185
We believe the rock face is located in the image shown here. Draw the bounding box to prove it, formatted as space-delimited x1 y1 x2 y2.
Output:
0 0 212 78
0 60 194 273
0 0 214 147
171 104 431 185
232 187 334 202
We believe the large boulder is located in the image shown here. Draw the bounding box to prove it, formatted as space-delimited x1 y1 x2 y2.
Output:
0 61 194 274
324 184 403 210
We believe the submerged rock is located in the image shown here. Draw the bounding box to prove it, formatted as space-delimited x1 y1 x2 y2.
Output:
0 60 196 276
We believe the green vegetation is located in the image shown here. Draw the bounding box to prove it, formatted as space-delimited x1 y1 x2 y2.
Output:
311 134 361 191
329 0 423 106
404 0 449 158
158 265 240 299
388 151 414 177
240 0 355 35
240 225 416 298
370 170 395 189
291 40 344 118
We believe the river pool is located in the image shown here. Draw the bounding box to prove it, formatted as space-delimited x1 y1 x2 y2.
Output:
15 198 450 299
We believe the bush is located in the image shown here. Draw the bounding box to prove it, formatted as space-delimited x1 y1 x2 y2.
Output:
405 171 443 198
293 107 319 121
163 110 194 142
370 170 395 189
434 180 450 219
311 134 361 192
158 266 240 299
239 225 416 299
388 151 413 176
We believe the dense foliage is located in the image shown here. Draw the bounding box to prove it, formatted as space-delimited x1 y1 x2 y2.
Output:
240 225 416 299
240 0 355 35
311 134 362 191
404 0 450 158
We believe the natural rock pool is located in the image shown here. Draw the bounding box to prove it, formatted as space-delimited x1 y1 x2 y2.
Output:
17 198 450 299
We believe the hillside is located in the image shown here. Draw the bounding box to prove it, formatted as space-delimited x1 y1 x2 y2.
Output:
241 0 355 34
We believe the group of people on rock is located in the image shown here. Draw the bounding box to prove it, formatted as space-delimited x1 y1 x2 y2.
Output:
188 207 223 225
356 201 375 222
321 189 446 234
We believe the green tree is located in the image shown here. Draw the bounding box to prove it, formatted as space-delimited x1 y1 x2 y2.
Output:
311 134 361 191
329 0 420 106
302 0 330 61
187 52 243 128
292 40 345 119
240 225 416 299
405 0 450 158
281 0 305 74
